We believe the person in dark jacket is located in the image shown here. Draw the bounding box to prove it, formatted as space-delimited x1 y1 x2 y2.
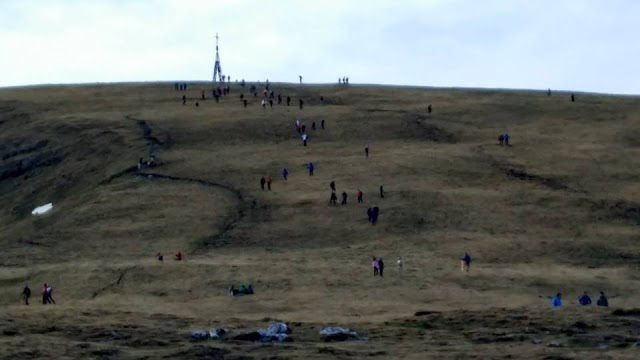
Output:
379 185 384 198
330 192 337 205
578 291 592 306
597 291 608 307
461 253 471 272
23 285 31 305
321 119 325 129
260 176 266 191
372 207 379 225
282 168 288 180
287 96 291 106
330 181 336 191
378 258 385 277
299 99 304 109
428 104 432 113
367 207 373 223
182 95 186 105
365 145 369 158
308 162 314 176
498 134 504 145
341 192 348 205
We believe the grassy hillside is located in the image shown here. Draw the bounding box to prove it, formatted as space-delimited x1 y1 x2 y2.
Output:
1 82 640 359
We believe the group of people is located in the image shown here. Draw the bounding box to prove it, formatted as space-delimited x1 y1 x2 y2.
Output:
229 284 254 296
22 284 55 305
156 252 182 261
371 257 404 277
497 133 511 146
137 156 157 169
338 77 349 85
551 291 608 307
174 82 188 91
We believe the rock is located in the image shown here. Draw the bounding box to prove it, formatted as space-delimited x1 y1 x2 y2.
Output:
233 332 262 342
209 328 227 339
531 338 543 344
234 323 292 343
320 327 368 342
190 330 208 341
573 321 589 329
549 341 562 347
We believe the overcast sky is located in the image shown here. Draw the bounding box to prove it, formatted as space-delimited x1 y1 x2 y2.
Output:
1 0 638 94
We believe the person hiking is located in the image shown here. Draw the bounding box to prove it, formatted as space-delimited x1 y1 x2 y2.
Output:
461 252 471 272
243 99 247 108
372 206 379 225
43 284 56 304
278 94 282 104
367 207 373 223
428 104 432 113
157 252 163 261
266 177 272 190
372 257 379 276
42 284 48 304
547 88 551 96
321 119 325 129
261 99 266 108
378 258 385 277
498 134 504 145
330 191 338 205
302 133 308 146
301 124 306 133
201 89 205 100
504 133 510 146
282 168 288 180
357 189 363 203
22 285 31 305
330 181 336 191
396 257 403 276
380 185 384 198
597 291 608 307
299 99 304 110
260 176 266 191
341 192 347 205
551 293 563 307
571 94 575 102
578 291 592 306
287 96 291 106
312 121 316 130
182 95 186 105
299 75 302 84
174 251 182 261
195 102 199 107
269 99 273 108
365 145 369 158
308 162 314 176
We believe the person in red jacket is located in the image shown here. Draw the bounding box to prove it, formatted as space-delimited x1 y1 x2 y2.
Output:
174 252 182 261
357 190 363 203
266 177 272 191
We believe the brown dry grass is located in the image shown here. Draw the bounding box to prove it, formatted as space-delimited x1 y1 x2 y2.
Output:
1 83 640 359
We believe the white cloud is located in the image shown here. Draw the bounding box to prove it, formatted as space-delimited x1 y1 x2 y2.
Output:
0 0 638 94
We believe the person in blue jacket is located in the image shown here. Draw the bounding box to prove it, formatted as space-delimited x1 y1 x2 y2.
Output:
308 162 314 176
578 291 592 306
551 293 563 307
282 168 288 180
